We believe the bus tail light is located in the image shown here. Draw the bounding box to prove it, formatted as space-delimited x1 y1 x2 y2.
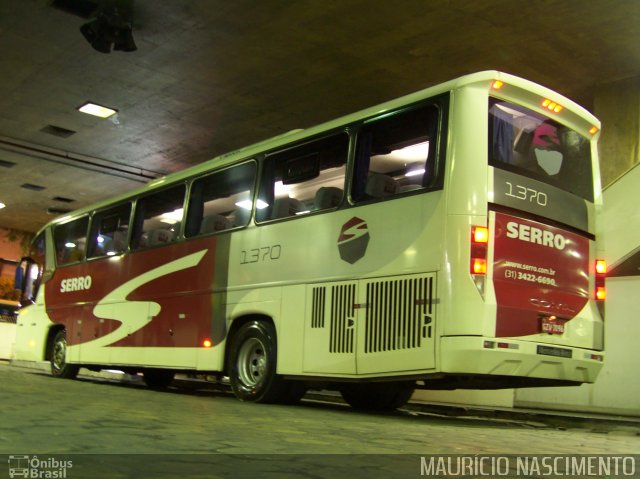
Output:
595 259 606 301
202 339 213 348
470 226 489 275
470 226 489 298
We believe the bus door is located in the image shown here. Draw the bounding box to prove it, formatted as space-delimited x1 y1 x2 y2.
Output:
303 273 436 375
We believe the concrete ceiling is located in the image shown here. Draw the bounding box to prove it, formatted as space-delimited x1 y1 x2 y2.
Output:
1 0 639 233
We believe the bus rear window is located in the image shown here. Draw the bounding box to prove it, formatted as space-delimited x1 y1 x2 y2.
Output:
488 99 593 202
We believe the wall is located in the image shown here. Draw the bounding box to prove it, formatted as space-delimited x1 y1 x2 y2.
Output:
594 76 640 188
0 227 30 278
515 162 640 416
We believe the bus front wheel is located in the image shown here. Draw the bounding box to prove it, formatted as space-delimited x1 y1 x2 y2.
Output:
339 381 415 411
50 330 79 379
228 320 289 403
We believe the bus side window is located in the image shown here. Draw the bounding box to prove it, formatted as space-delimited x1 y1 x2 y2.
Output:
185 161 257 238
53 216 89 266
87 203 132 258
131 185 186 250
256 133 348 222
352 103 441 202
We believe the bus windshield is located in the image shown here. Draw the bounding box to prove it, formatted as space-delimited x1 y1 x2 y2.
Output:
488 98 594 202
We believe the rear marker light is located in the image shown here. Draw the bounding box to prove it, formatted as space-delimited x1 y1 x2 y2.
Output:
542 98 564 113
202 339 212 348
585 353 604 362
589 126 599 135
491 80 504 90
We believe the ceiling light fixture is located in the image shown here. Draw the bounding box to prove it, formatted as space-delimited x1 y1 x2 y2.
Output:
0 202 5 209
78 102 118 119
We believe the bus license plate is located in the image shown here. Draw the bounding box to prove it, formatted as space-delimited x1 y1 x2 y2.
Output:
541 317 565 335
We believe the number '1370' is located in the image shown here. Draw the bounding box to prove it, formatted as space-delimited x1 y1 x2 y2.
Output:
505 182 548 206
240 245 282 264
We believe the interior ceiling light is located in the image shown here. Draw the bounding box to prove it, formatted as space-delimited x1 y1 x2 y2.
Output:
78 102 118 118
80 6 137 53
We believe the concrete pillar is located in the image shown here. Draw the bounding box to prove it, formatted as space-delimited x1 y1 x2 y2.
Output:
593 75 640 187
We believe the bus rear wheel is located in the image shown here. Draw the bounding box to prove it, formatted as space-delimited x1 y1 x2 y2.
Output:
50 330 79 379
339 381 415 411
228 320 290 403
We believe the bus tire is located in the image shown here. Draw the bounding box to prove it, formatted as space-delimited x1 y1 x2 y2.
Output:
143 369 175 389
50 330 79 379
228 320 288 403
339 381 415 411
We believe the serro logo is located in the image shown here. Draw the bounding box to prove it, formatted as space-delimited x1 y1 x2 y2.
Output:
60 275 92 293
506 221 566 250
338 217 369 264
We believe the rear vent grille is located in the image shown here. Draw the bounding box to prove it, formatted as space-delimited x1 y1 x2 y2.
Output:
311 287 326 329
329 284 355 354
364 276 433 353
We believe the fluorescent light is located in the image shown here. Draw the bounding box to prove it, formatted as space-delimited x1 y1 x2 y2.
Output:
78 102 117 119
389 141 430 161
405 168 425 177
235 200 252 210
274 181 290 197
0 202 5 209
235 199 269 210
65 242 76 248
160 208 183 223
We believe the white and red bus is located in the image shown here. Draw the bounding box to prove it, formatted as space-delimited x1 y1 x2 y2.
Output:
15 71 605 410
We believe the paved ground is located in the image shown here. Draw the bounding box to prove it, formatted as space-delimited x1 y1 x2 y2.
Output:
0 363 638 478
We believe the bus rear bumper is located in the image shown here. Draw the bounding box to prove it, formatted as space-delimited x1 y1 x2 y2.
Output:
439 336 604 386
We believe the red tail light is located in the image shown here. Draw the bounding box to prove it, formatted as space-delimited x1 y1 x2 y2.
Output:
595 259 606 300
471 226 489 275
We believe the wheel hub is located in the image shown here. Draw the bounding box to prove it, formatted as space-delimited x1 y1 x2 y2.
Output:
237 337 267 387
